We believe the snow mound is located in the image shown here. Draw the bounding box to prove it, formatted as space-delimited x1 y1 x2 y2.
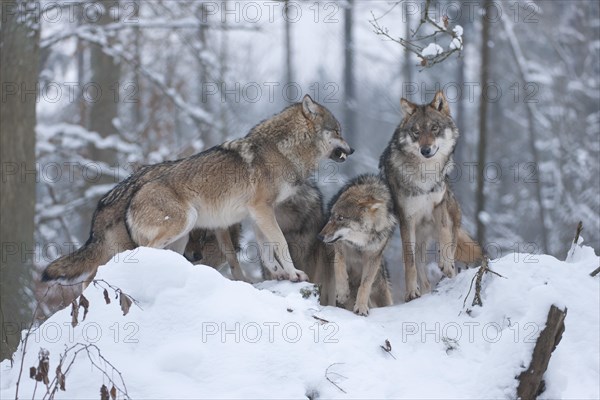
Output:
2 246 599 399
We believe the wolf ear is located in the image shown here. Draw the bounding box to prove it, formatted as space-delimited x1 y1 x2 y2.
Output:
359 197 384 212
431 90 450 115
301 94 319 119
400 98 417 117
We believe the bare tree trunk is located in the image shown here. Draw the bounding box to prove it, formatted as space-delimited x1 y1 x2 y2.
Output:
132 0 142 136
284 0 293 89
343 0 356 146
403 1 413 95
476 0 492 246
77 3 88 126
501 15 549 253
88 0 120 165
453 0 470 204
197 1 214 146
0 0 40 361
454 0 468 134
218 2 229 141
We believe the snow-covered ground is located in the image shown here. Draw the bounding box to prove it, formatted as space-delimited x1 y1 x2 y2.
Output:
2 243 599 399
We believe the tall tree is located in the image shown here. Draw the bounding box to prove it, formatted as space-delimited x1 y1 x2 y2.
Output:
0 0 40 360
284 0 293 89
88 0 120 165
343 0 356 145
197 1 214 146
476 0 492 246
132 0 142 136
403 1 413 96
501 13 548 253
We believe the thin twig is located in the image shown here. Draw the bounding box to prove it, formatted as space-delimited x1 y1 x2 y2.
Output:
312 315 330 324
15 285 54 399
15 278 140 398
325 363 347 394
463 257 505 308
573 221 583 244
43 343 130 400
380 339 397 359
369 1 462 69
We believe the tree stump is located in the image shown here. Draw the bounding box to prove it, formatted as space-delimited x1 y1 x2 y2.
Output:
516 305 567 399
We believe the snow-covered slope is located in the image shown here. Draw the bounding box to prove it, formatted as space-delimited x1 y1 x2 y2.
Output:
2 245 599 399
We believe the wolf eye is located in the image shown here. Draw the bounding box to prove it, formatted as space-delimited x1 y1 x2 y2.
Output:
431 125 440 133
411 130 420 137
336 215 344 221
328 129 340 137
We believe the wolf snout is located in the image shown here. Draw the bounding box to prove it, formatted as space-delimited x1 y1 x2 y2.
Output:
420 146 437 158
317 227 338 243
331 145 354 163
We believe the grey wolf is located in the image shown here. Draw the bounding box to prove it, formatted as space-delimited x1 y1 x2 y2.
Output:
318 174 395 315
41 161 176 284
185 180 337 305
379 90 482 301
259 180 335 305
42 95 352 284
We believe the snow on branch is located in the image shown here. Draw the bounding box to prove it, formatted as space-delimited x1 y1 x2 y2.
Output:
41 25 216 128
94 28 214 127
370 0 463 69
41 18 258 49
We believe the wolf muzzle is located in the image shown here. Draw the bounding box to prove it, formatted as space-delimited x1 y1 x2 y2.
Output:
317 230 341 244
331 147 355 163
420 145 437 158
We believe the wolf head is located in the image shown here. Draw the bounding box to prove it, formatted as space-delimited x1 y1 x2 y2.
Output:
300 95 354 163
318 182 391 249
396 91 458 160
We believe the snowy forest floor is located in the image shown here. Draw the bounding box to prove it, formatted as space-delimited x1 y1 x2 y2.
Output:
1 243 599 399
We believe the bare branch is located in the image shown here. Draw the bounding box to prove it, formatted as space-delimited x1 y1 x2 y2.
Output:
325 363 347 394
369 2 463 69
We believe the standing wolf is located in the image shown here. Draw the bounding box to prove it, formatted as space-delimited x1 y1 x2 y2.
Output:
380 91 482 301
42 95 352 284
318 174 395 315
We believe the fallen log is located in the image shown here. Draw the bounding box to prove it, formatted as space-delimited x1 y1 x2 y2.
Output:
516 305 567 399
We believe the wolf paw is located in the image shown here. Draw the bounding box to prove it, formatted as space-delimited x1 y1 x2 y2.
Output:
270 268 289 281
354 303 369 316
405 288 421 302
335 282 350 305
288 269 308 282
439 263 456 278
419 278 431 293
336 290 350 307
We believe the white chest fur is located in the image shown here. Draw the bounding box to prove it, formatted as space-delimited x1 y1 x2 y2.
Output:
401 188 445 223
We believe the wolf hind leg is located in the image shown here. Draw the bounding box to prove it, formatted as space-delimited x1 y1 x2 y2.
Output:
166 235 190 255
146 207 197 251
370 271 393 308
215 228 247 282
127 187 198 252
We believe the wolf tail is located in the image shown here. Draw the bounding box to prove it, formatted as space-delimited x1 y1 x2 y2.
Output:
455 228 483 265
41 240 105 283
